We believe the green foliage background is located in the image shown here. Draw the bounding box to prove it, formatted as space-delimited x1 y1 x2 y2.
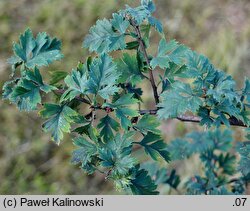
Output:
0 0 249 194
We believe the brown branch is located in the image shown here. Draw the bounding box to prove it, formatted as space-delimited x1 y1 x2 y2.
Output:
139 110 247 127
177 114 247 127
54 89 247 128
129 19 160 105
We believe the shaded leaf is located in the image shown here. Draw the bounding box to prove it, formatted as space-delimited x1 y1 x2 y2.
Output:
104 94 139 129
139 132 170 162
116 53 144 86
128 165 158 195
97 115 119 142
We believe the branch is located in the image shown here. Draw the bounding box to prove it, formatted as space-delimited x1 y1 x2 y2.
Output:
129 19 160 105
55 90 247 127
139 110 247 127
177 114 247 127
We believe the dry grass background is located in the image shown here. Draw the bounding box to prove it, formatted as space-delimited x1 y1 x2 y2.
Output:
0 0 249 194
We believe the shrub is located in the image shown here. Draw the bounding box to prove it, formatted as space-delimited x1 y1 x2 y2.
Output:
2 0 250 195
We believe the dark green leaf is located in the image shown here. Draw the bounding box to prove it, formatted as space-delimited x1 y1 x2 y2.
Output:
237 142 250 177
129 165 159 195
104 94 139 129
49 71 68 85
139 132 170 162
97 115 119 142
134 114 161 135
40 104 79 144
8 68 56 111
116 53 144 86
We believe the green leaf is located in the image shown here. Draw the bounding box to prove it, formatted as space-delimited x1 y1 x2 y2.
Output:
163 62 188 83
141 163 166 185
206 75 238 104
8 29 63 70
71 135 98 175
134 114 161 135
141 0 163 33
217 153 236 175
111 13 130 34
237 142 250 177
243 78 250 103
168 129 233 162
121 83 143 101
104 94 139 129
185 51 216 78
60 69 88 102
124 5 151 25
97 115 119 142
87 54 120 99
116 53 144 86
206 129 233 151
148 16 163 33
139 132 170 162
128 165 158 195
142 162 180 188
71 136 97 167
167 138 191 160
49 71 68 85
9 68 56 111
40 104 79 144
141 0 156 13
99 133 136 175
84 15 128 54
2 79 18 100
150 39 189 69
125 41 139 50
83 19 112 54
158 82 203 119
185 52 243 127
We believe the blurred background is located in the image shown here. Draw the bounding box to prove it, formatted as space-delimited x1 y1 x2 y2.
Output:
0 0 249 194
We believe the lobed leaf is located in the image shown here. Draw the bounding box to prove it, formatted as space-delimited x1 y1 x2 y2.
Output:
151 39 189 69
158 82 203 120
104 94 139 129
139 132 170 162
97 115 119 142
7 68 56 111
8 29 63 71
40 104 79 144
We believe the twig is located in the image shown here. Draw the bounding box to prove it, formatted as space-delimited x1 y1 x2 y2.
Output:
129 19 160 105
